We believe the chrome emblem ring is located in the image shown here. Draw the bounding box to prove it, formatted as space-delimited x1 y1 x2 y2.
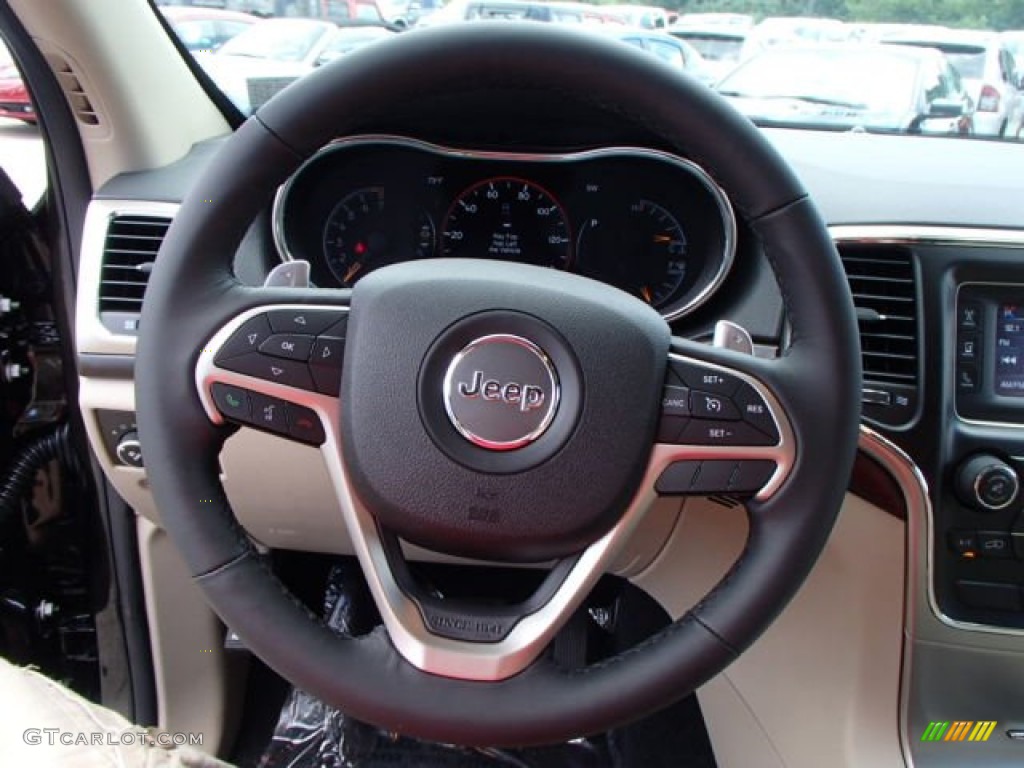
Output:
443 334 560 451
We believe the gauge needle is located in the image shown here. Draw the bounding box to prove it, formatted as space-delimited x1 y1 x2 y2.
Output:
641 286 653 303
653 234 672 243
344 262 363 283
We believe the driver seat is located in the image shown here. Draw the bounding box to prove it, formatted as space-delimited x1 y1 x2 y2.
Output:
0 656 231 767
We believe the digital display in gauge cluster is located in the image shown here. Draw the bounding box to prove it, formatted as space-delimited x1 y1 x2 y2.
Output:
275 138 736 321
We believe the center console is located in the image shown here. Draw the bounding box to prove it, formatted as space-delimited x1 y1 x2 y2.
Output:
938 282 1024 628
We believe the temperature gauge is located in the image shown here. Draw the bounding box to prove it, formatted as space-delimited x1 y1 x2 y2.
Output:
576 200 689 309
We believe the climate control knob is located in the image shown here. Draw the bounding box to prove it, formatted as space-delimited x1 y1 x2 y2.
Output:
957 454 1019 511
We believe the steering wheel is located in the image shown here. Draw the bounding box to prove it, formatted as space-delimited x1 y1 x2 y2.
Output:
136 23 860 746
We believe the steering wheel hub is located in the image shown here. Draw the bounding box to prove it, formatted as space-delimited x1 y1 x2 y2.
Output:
442 333 560 451
343 260 669 561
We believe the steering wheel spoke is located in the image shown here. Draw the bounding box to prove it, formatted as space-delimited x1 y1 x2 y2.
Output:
325 439 657 681
196 301 349 447
651 344 796 502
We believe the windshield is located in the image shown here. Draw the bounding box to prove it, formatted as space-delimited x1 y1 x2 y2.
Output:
217 19 333 62
718 47 921 113
163 1 1024 141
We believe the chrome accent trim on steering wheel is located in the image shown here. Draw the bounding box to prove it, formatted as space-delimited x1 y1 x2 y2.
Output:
197 308 795 681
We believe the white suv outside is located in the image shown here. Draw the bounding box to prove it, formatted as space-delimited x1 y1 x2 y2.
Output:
883 29 1024 138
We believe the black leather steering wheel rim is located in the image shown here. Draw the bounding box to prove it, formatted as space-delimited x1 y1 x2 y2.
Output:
135 23 860 746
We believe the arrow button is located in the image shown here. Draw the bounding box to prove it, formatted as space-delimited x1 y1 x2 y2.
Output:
267 309 340 336
216 352 315 391
311 337 344 369
215 315 273 364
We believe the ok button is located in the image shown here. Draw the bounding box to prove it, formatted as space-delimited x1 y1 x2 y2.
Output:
259 333 314 361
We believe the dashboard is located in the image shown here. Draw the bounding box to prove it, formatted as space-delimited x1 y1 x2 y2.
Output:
273 138 735 321
80 126 1024 767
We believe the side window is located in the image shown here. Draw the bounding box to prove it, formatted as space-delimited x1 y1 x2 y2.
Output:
0 38 46 208
947 60 964 93
1000 50 1017 86
921 63 946 104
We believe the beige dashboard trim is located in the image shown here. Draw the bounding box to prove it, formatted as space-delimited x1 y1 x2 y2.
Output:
857 427 926 768
634 429 911 768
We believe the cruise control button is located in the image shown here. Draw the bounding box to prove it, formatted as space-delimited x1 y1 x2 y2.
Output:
732 383 780 442
691 390 740 420
211 383 250 422
729 460 777 494
655 460 702 494
287 404 326 445
267 309 342 336
259 333 314 361
217 352 314 391
661 385 690 417
215 315 272 363
249 393 289 435
668 360 740 397
679 419 775 447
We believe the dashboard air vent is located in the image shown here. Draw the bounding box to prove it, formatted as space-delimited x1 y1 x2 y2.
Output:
837 243 920 426
98 215 170 335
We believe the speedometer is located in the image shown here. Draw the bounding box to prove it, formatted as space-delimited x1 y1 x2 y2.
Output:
442 177 571 268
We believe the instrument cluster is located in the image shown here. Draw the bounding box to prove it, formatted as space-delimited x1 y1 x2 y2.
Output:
274 137 737 321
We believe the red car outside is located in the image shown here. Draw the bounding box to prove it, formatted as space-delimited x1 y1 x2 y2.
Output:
0 43 33 124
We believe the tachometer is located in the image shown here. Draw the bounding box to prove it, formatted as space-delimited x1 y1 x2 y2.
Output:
575 200 689 309
442 177 571 268
322 186 434 287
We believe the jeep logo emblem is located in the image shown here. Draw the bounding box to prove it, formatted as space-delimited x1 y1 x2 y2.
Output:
443 335 559 451
456 371 546 413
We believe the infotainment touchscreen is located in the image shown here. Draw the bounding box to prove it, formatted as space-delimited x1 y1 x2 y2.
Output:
995 304 1024 397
